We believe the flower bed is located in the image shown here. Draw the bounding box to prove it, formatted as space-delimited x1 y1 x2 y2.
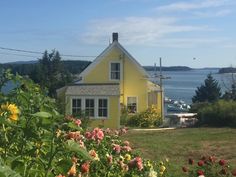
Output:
0 71 235 177
0 72 168 177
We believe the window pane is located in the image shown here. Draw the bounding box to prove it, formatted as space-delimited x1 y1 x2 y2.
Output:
99 109 103 116
86 99 89 107
111 63 116 70
103 109 107 117
111 63 120 80
115 63 120 70
72 99 77 107
98 99 108 117
85 99 94 117
103 100 107 107
99 99 103 106
72 99 81 115
90 100 94 107
77 100 81 107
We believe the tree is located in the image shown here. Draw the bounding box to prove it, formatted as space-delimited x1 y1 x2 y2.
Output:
192 73 222 103
32 50 73 97
222 73 236 101
223 83 236 101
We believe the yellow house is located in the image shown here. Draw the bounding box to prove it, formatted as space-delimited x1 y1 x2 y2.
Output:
57 33 163 128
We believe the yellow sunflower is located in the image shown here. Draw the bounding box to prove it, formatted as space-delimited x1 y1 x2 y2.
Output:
0 103 20 121
7 103 20 115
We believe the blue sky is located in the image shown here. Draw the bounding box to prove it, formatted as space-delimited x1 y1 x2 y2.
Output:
0 0 236 67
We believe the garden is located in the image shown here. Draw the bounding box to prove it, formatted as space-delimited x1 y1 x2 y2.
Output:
0 71 236 177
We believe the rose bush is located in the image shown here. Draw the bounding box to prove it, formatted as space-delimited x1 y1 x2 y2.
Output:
182 156 236 177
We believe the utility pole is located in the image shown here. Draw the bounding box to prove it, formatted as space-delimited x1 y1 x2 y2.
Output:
159 57 164 120
156 57 170 120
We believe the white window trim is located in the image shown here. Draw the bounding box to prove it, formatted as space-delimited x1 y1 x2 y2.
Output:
71 96 109 119
127 96 138 113
109 61 122 81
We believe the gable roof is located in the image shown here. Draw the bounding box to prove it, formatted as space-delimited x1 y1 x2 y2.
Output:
79 41 150 79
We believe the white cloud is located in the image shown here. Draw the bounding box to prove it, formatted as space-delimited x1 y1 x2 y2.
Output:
193 9 231 17
153 37 228 48
82 17 212 46
156 0 230 12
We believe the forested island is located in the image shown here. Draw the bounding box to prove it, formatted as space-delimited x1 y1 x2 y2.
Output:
218 67 236 74
143 66 192 71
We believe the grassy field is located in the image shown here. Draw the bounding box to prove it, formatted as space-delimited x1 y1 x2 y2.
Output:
121 128 236 175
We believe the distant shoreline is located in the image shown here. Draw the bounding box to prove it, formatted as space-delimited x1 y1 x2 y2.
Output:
218 67 236 74
1 60 232 73
143 66 221 72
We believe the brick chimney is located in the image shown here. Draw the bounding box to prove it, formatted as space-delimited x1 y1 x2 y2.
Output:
112 32 118 42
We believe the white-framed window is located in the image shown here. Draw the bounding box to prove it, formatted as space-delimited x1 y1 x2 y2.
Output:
110 62 120 80
127 97 137 113
85 99 95 117
72 98 82 115
71 97 108 119
98 99 108 117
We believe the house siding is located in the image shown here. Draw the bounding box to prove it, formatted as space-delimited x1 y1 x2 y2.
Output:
83 46 150 113
65 95 120 129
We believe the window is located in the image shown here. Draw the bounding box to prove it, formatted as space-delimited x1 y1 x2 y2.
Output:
85 99 95 117
72 99 81 115
98 99 108 117
71 97 109 118
110 63 120 80
127 97 137 113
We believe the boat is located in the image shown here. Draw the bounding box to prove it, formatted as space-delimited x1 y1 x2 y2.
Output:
166 98 190 113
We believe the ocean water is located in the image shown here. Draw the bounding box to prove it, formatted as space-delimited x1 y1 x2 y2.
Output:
2 69 231 106
148 69 231 104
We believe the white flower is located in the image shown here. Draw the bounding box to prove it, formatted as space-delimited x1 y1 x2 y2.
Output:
148 169 157 177
198 175 205 177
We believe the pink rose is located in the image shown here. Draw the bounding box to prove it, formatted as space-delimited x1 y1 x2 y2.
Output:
74 119 81 126
96 130 104 140
113 144 121 154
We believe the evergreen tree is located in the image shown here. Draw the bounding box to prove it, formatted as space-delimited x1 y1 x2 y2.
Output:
192 73 222 103
34 50 73 97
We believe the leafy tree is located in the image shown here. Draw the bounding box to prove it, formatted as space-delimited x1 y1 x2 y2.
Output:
192 73 222 103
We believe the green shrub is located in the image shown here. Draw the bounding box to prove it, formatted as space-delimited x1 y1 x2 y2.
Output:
189 102 210 113
197 100 236 127
127 106 162 128
120 106 129 126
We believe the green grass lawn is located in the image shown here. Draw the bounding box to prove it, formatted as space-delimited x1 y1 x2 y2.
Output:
121 128 236 175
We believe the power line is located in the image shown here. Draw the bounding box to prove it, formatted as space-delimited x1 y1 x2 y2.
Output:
0 52 92 61
0 46 97 58
0 52 40 58
0 47 42 54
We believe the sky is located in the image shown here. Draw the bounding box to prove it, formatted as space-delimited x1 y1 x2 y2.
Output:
0 0 236 68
